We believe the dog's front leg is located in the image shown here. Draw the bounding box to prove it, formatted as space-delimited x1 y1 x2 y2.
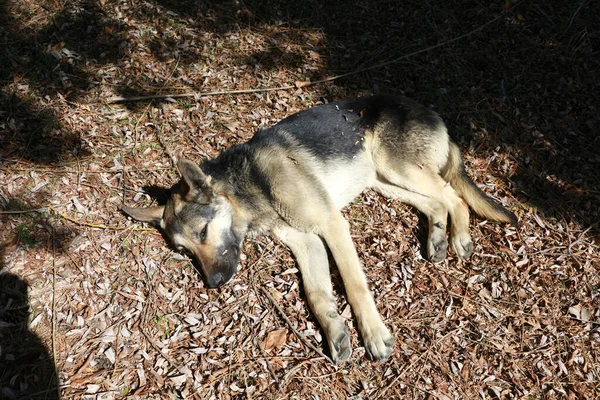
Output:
274 226 352 364
318 211 395 362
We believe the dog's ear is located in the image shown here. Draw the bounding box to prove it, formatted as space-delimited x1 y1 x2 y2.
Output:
177 159 213 202
121 205 165 226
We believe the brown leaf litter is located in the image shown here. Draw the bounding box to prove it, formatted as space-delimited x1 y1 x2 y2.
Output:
1 0 599 399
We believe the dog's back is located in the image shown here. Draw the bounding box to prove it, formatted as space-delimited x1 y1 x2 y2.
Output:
226 95 449 210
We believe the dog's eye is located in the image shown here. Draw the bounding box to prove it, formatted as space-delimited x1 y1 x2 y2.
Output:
198 224 208 242
177 246 192 255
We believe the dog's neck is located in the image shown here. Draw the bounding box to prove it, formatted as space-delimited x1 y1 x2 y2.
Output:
201 145 281 239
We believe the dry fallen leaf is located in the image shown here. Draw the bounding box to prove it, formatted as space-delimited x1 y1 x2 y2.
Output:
261 329 287 351
294 80 311 88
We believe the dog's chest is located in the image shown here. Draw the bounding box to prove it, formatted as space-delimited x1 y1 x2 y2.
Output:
316 156 376 209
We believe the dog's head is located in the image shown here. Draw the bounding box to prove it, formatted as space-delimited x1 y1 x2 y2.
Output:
122 159 243 288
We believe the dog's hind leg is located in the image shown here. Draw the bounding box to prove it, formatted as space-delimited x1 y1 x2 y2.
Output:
442 186 473 259
375 164 474 260
372 180 449 262
274 225 353 364
316 211 395 362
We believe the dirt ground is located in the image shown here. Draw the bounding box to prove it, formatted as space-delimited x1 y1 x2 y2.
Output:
1 0 599 399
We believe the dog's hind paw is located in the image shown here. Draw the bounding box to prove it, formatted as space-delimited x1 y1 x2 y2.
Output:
362 324 394 362
329 327 352 365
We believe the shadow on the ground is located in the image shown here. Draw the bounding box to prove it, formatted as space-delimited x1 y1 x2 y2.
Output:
0 195 76 399
0 271 60 399
0 92 86 165
1 0 133 166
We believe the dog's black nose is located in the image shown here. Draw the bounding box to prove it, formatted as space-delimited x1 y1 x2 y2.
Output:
207 272 225 288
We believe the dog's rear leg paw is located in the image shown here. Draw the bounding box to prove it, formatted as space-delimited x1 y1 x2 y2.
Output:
427 230 448 263
452 232 473 259
361 323 394 362
329 326 352 365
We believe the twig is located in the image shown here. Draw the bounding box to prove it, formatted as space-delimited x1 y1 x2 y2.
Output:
254 335 281 387
51 226 58 393
0 207 48 214
260 287 333 364
202 361 257 388
0 166 173 174
48 205 154 231
155 126 178 168
106 6 517 104
281 358 327 387
107 85 296 104
301 7 512 87
532 3 555 25
568 225 593 253
140 301 193 378
236 288 281 387
128 98 153 186
567 0 588 30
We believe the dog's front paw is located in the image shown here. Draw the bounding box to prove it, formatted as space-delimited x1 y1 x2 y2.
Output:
361 322 394 362
452 232 473 259
428 230 448 263
329 325 352 365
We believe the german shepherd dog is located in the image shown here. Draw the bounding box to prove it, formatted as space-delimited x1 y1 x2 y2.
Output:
122 95 517 364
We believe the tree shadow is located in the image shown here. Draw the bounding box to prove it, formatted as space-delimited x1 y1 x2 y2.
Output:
1 0 131 100
0 187 79 252
0 92 86 165
1 0 135 165
0 271 60 399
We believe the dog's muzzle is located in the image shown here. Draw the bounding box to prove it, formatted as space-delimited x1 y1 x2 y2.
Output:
206 268 236 288
207 272 225 288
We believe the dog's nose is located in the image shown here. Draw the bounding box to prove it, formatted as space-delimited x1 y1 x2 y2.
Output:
207 272 225 288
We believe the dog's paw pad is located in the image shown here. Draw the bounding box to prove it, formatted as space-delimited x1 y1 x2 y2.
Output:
363 325 394 362
452 233 473 259
329 326 352 365
428 234 448 263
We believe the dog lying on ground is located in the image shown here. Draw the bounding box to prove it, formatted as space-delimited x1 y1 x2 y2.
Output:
122 94 517 364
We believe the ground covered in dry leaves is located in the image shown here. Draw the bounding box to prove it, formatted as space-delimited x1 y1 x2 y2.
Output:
1 0 599 399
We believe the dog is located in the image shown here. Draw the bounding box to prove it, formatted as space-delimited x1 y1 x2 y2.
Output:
122 94 517 364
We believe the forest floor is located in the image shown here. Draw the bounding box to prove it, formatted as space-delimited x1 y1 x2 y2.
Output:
1 0 599 398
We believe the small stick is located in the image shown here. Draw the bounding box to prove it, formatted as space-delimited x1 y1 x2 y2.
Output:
48 205 154 231
261 287 333 364
0 207 48 214
140 303 193 378
51 227 58 382
254 336 280 387
107 85 295 104
281 358 326 387
106 6 517 104
237 294 281 387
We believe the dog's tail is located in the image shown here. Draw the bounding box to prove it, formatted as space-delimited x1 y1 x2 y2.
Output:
442 141 518 226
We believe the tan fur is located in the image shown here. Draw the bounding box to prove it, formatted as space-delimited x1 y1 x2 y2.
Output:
274 226 353 362
122 95 517 365
442 142 517 225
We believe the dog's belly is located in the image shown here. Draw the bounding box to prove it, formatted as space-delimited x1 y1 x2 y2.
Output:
317 155 376 209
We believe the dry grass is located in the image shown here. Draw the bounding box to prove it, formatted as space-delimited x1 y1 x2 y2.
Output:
1 0 599 399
